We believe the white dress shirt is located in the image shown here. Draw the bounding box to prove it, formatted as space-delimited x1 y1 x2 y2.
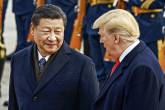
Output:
119 40 140 62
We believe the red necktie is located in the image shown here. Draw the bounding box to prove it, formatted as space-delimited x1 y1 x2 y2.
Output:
111 59 120 75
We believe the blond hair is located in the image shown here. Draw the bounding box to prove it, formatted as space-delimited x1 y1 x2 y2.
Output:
93 9 140 42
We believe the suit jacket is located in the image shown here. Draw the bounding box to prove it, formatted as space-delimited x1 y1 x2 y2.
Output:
12 0 35 15
8 42 99 110
93 41 165 110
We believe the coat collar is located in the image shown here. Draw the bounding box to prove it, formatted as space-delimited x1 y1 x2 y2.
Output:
96 41 147 101
31 42 72 95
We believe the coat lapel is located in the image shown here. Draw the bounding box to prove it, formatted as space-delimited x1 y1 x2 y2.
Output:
23 45 38 91
96 41 147 102
33 43 71 95
98 63 125 100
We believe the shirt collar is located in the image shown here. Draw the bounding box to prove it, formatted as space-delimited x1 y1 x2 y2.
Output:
38 50 50 62
119 39 140 62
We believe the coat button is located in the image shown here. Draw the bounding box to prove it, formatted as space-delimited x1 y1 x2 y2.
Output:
33 96 39 101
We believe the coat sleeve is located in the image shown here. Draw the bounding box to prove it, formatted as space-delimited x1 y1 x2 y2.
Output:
78 59 99 110
123 66 161 110
8 58 19 110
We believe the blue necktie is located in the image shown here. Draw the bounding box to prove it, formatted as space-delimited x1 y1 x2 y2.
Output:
38 58 46 74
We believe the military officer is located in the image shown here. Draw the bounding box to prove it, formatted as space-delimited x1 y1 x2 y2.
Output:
85 0 115 84
125 0 165 58
6 0 36 60
46 0 77 44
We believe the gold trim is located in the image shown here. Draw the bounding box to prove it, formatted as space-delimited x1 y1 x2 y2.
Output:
90 0 114 6
132 6 162 16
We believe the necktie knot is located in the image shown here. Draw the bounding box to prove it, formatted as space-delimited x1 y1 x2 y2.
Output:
39 58 46 73
39 58 46 65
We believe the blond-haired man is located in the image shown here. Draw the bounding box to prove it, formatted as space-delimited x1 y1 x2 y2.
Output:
92 9 165 110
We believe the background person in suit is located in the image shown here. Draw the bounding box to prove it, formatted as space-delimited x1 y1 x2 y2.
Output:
8 4 99 110
92 9 165 110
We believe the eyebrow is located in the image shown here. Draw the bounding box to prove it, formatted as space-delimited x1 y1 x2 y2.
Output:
41 26 63 30
54 27 63 30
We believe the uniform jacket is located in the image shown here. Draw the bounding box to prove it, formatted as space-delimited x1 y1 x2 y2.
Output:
93 41 165 110
12 0 35 15
45 0 77 43
126 0 165 42
46 0 77 14
9 42 99 110
85 4 115 36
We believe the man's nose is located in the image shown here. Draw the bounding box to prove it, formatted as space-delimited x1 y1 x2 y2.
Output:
48 32 57 41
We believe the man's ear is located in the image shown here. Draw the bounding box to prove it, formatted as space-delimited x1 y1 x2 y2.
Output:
27 23 35 41
30 23 34 36
114 34 120 44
